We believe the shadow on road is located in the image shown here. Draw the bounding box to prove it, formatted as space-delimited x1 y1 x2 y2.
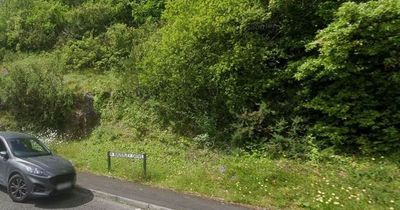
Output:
0 185 94 209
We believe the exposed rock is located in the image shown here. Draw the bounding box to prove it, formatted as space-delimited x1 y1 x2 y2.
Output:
64 92 100 138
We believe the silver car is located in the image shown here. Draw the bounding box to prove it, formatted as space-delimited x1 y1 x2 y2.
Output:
0 132 76 202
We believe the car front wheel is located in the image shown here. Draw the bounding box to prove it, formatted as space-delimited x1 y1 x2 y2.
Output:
8 174 30 202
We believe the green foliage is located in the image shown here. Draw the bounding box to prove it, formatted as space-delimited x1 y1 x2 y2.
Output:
0 111 18 131
137 0 399 154
131 0 165 25
1 0 399 207
63 0 133 38
138 0 348 144
234 114 314 159
0 0 136 51
1 0 399 157
61 23 135 72
0 55 74 130
0 0 66 51
52 134 400 209
0 48 5 62
296 0 400 153
139 0 270 137
59 0 85 7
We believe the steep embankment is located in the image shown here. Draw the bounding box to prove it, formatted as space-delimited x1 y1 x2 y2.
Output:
0 0 399 209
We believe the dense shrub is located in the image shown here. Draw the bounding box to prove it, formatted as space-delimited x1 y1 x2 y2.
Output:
0 0 398 156
63 0 133 38
296 0 400 153
0 55 74 130
139 0 270 138
0 0 136 51
131 0 165 25
0 0 66 51
61 23 135 72
138 0 357 143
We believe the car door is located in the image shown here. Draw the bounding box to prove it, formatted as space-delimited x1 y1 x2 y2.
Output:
0 138 7 185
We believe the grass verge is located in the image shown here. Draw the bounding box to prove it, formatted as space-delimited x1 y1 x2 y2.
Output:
51 129 400 210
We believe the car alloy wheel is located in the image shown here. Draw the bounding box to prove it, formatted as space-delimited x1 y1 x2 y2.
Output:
8 174 29 202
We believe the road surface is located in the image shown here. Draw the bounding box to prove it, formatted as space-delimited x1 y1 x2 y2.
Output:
0 186 136 210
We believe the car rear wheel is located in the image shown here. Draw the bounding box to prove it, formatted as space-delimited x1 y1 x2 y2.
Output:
8 174 30 202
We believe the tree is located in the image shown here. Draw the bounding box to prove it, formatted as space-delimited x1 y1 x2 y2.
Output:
296 0 400 153
0 0 66 51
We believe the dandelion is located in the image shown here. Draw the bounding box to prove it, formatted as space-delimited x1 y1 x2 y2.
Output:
371 157 375 160
389 207 394 210
368 200 372 204
381 156 384 159
335 196 339 200
362 189 367 192
333 201 340 205
390 200 395 203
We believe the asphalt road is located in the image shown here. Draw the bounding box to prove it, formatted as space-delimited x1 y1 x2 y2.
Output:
78 172 250 210
0 186 136 210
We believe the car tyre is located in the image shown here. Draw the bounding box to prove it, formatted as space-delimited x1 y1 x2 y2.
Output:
8 174 30 202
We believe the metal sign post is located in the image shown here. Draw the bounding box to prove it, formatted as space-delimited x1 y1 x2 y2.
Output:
107 151 147 178
143 153 147 178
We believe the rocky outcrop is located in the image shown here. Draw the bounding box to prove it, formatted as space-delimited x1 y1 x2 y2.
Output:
64 92 100 138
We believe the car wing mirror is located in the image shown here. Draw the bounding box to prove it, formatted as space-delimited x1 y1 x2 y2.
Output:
0 151 9 160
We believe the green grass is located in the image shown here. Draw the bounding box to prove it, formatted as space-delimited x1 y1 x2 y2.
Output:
63 71 122 94
50 126 400 210
2 68 398 209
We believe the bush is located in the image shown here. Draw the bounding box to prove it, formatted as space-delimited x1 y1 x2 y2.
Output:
131 0 165 25
61 23 135 72
0 0 66 51
0 55 74 131
232 102 312 159
296 0 400 153
64 0 133 37
137 0 368 147
138 0 270 137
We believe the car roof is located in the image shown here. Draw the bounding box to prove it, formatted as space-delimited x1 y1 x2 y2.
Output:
0 131 34 139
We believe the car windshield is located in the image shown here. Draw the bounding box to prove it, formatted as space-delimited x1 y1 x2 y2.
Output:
8 138 51 158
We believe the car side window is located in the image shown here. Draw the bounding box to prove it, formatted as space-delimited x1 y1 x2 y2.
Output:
0 140 6 152
30 140 45 152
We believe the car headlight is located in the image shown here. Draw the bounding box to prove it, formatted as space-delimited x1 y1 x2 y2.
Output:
25 166 49 177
